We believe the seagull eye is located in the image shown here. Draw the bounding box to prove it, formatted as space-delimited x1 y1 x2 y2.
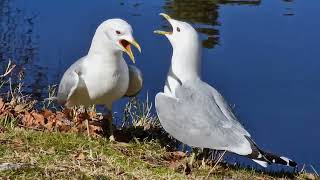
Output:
176 27 181 32
116 30 121 35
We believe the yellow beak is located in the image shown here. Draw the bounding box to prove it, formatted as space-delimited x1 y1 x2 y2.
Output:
122 39 141 63
154 30 172 35
159 13 171 21
154 13 173 35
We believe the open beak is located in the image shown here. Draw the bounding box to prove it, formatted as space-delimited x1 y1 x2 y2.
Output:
154 13 173 35
120 39 141 63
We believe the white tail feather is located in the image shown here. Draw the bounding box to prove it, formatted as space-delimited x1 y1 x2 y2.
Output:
252 159 268 167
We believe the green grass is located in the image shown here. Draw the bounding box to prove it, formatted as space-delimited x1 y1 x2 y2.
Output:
0 128 184 179
0 128 314 180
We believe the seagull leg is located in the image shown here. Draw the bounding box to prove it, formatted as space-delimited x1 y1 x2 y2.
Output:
102 105 115 142
107 114 115 142
102 112 115 142
201 148 209 167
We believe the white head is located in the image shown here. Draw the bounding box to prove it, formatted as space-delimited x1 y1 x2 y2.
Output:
154 13 202 81
154 14 199 50
89 19 141 63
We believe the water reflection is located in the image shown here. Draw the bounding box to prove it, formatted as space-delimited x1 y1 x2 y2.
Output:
283 0 294 16
163 0 260 48
220 0 260 5
163 0 220 48
0 0 47 99
0 0 37 65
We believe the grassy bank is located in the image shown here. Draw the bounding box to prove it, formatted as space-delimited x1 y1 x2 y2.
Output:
0 128 315 179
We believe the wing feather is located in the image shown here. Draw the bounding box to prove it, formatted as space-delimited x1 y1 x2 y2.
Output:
57 57 85 106
125 65 143 97
155 79 251 155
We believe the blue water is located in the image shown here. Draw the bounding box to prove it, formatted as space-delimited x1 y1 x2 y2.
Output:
1 0 319 170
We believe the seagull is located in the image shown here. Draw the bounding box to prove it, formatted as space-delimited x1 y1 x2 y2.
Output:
154 13 297 167
56 19 142 141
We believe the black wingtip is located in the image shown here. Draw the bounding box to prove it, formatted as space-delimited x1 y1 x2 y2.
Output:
244 136 297 168
266 153 298 167
278 156 297 167
289 160 297 167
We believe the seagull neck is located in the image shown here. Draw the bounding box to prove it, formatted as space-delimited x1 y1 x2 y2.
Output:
87 33 122 59
170 43 202 82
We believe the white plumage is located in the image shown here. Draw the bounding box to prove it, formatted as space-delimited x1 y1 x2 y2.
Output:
56 19 142 140
154 13 296 167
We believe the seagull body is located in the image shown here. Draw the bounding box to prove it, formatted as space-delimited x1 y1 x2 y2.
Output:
58 55 129 107
154 14 296 167
56 19 142 140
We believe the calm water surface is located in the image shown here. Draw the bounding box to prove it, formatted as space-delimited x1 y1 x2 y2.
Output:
1 0 319 170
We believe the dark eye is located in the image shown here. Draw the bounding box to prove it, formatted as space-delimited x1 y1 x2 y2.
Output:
116 30 121 35
176 27 180 32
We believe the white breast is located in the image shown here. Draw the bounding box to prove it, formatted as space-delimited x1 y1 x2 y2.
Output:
81 56 129 106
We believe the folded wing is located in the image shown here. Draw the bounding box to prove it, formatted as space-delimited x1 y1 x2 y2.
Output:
57 57 85 107
125 65 143 97
155 79 252 155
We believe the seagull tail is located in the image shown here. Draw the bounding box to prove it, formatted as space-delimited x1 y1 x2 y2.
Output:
244 136 297 168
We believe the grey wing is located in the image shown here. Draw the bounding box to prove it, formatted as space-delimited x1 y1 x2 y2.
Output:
125 65 143 97
198 81 251 137
56 57 85 106
155 79 251 155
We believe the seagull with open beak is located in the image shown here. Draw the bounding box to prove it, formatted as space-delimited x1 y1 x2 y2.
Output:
56 19 143 141
154 13 297 168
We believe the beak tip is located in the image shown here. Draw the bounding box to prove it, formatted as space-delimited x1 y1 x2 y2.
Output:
122 39 140 63
159 13 171 20
137 46 141 53
131 40 141 53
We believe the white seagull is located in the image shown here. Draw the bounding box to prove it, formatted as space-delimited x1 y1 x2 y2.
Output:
154 13 296 167
56 19 142 140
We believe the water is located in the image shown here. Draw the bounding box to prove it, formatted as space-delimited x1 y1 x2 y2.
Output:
1 0 319 170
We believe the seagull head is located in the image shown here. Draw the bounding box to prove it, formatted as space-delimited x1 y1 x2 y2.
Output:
154 14 202 81
93 19 141 63
154 13 199 49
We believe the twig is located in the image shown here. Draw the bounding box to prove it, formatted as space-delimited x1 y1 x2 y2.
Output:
9 78 14 101
299 164 305 173
206 150 227 179
310 164 319 176
0 60 16 78
86 119 91 139
189 152 196 167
